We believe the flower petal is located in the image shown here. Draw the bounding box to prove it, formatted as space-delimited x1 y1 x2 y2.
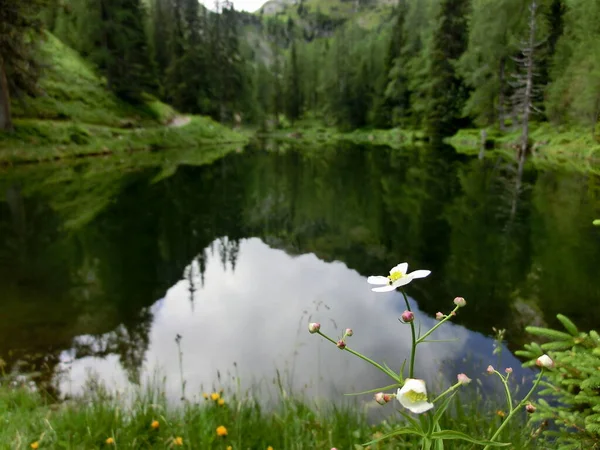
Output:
397 380 433 414
407 270 431 279
391 276 414 288
390 263 408 275
400 378 428 395
372 285 396 293
405 401 434 414
367 276 389 285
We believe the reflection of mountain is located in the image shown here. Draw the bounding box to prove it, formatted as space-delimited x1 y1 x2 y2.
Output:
1 142 599 393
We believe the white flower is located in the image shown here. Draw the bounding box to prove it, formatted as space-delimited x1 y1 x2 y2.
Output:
397 378 434 414
536 354 554 369
367 263 431 292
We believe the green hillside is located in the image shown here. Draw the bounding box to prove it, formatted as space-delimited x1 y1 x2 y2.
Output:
258 0 395 31
1 34 246 164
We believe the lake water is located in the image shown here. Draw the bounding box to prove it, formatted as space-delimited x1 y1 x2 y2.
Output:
1 141 599 406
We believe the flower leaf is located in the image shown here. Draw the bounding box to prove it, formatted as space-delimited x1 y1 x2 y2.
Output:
343 384 401 396
396 408 425 434
430 392 457 433
556 314 579 336
362 426 423 446
526 326 573 341
430 430 511 446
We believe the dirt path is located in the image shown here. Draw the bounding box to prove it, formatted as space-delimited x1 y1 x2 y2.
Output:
169 116 191 127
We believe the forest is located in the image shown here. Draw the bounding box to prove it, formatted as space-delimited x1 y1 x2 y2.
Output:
1 0 600 142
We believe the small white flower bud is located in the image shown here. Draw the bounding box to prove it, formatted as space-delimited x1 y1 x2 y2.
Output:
536 354 554 369
308 323 320 334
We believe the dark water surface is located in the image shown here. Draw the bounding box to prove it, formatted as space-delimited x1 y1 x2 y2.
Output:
1 141 599 405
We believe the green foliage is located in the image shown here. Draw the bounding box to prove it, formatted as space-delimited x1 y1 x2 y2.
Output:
517 314 600 449
0 378 536 450
425 0 471 139
12 33 159 127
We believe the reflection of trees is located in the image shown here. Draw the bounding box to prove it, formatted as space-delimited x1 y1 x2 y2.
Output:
2 140 600 393
442 157 535 341
71 308 152 384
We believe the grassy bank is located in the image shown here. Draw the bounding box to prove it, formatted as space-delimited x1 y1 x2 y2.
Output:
0 117 248 165
447 123 600 174
0 376 536 449
259 118 424 149
0 34 248 165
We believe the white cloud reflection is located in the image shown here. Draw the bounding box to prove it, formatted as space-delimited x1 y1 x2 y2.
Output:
59 238 523 406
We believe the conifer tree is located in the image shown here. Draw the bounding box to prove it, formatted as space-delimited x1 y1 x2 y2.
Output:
425 0 470 138
285 20 302 123
373 1 408 128
0 0 49 131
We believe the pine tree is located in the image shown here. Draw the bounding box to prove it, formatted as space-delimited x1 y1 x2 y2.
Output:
75 0 155 102
373 2 408 128
285 20 302 123
459 0 526 128
0 0 49 131
425 0 470 138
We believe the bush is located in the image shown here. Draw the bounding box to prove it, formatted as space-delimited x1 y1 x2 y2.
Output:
517 314 600 449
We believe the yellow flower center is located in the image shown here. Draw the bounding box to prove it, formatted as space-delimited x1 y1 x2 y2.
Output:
388 271 404 284
405 390 427 403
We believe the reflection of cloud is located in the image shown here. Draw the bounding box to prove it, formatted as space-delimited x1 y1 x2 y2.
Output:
60 238 530 404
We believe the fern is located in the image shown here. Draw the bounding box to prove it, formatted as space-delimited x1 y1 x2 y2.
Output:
520 314 600 449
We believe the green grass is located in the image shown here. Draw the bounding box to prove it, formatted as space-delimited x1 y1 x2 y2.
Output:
0 34 249 164
0 372 539 449
0 117 248 165
261 120 424 148
447 123 600 174
12 34 163 128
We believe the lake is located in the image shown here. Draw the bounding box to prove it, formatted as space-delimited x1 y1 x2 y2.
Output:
1 140 599 407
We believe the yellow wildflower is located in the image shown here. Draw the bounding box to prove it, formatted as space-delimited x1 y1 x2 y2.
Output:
496 410 506 418
174 436 183 446
151 420 160 429
216 425 228 437
202 392 209 399
218 398 225 406
210 392 220 401
106 437 115 445
227 447 233 450
30 443 39 450
267 447 274 450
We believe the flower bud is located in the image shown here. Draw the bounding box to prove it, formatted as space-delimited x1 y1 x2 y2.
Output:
453 297 466 307
308 323 320 334
345 328 353 337
457 373 471 385
401 310 414 323
526 403 536 414
505 367 513 374
374 392 388 405
486 365 495 374
536 354 554 369
435 312 444 321
336 339 346 350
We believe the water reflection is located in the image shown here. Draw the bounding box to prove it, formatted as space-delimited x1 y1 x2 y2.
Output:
58 237 527 404
0 141 599 401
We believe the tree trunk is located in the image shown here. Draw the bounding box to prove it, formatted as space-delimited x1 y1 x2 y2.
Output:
498 57 506 131
520 1 537 161
0 55 13 132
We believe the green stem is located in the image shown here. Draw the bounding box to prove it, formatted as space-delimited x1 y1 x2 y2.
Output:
431 382 462 403
317 331 400 382
483 369 545 450
401 290 417 379
416 306 460 344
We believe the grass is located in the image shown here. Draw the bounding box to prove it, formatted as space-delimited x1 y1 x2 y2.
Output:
0 117 248 165
0 370 539 449
0 33 249 165
447 123 600 174
261 119 424 148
